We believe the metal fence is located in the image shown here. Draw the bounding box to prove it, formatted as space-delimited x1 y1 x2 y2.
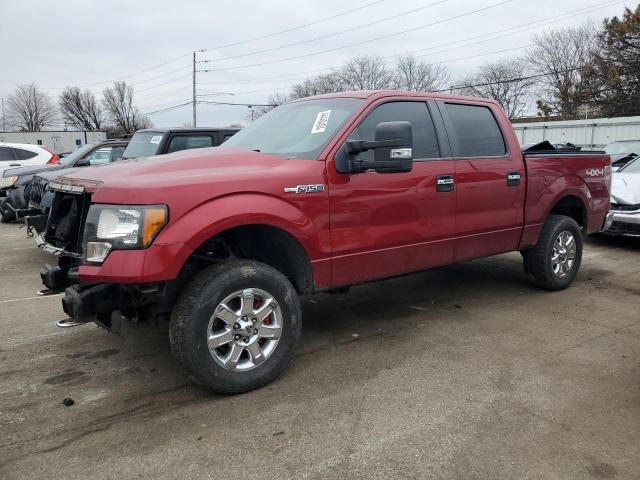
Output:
512 116 640 148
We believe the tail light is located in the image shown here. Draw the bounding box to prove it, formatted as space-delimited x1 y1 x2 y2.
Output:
604 165 612 194
42 146 60 164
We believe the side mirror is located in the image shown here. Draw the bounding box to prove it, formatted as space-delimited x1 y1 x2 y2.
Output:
338 121 413 174
76 158 90 167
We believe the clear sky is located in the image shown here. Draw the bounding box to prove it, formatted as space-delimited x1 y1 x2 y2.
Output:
0 0 631 128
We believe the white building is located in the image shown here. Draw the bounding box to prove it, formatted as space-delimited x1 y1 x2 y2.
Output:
512 116 640 148
0 130 107 154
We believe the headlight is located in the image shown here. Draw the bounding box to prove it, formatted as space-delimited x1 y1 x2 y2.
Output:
83 204 168 264
0 176 17 189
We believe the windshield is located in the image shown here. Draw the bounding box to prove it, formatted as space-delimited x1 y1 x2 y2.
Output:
122 131 164 159
59 143 96 166
222 98 364 159
605 141 640 155
619 157 640 173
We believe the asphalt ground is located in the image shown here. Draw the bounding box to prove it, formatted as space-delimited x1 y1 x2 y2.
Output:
0 221 638 479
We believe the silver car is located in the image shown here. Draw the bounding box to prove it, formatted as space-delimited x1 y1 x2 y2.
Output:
609 157 640 236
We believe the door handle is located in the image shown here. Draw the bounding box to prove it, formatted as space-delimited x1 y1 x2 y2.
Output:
9 163 21 166
507 171 521 187
436 174 455 192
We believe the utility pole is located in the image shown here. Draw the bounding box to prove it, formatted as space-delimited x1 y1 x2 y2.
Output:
1 97 5 131
192 51 197 128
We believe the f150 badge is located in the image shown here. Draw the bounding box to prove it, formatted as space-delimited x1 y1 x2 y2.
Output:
283 184 325 194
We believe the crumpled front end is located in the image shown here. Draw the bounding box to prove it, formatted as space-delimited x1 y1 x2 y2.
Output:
609 172 640 235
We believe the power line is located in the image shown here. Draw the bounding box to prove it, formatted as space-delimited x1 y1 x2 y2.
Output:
42 52 192 90
201 0 388 52
198 0 515 73
198 100 276 107
135 72 192 94
209 0 449 62
196 0 620 89
143 102 193 116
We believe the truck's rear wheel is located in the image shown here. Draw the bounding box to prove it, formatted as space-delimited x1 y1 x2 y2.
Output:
169 260 302 394
522 214 583 291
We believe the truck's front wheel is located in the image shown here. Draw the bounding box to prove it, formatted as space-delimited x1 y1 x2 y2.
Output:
169 260 302 394
522 214 583 291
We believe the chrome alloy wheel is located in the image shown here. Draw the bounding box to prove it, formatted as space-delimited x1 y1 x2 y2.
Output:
207 288 283 371
551 230 577 278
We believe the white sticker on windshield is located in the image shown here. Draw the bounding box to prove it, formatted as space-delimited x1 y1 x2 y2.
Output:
311 110 332 134
150 135 162 144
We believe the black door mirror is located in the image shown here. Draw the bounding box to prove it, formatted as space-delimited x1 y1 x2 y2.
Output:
76 158 90 167
339 121 413 174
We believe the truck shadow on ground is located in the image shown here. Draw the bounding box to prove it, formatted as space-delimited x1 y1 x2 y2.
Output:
586 233 640 251
44 255 533 394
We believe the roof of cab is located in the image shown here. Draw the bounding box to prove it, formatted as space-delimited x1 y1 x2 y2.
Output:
294 90 500 107
134 127 240 134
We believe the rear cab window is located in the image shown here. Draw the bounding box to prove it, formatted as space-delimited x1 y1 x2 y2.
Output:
444 103 506 157
122 131 165 159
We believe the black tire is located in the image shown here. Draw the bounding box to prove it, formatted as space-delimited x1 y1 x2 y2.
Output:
169 260 302 394
522 214 583 291
0 204 16 223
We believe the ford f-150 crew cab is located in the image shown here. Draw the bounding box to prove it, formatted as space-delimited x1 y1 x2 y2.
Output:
35 91 613 394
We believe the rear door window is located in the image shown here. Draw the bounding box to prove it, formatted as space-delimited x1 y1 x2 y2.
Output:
444 103 506 157
12 148 38 160
167 135 213 153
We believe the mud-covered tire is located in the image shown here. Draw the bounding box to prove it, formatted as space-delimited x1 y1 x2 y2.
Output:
522 214 583 291
169 260 302 394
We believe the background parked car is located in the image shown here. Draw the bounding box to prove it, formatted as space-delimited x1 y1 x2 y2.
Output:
0 143 58 192
0 140 127 222
608 156 640 236
604 140 640 171
26 127 239 233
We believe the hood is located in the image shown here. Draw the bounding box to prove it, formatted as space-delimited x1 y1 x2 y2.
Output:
3 163 63 179
37 166 82 182
57 147 289 190
611 172 640 205
52 147 324 214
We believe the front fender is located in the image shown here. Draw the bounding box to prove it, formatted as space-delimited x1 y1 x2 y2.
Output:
155 192 328 274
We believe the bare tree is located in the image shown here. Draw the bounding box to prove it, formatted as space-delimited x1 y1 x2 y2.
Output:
528 24 599 119
250 92 290 121
392 55 450 92
59 87 104 130
338 55 393 90
6 83 57 131
457 58 534 118
102 81 151 134
290 72 345 99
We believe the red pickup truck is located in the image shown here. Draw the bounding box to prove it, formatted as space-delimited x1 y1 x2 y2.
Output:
37 91 613 393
